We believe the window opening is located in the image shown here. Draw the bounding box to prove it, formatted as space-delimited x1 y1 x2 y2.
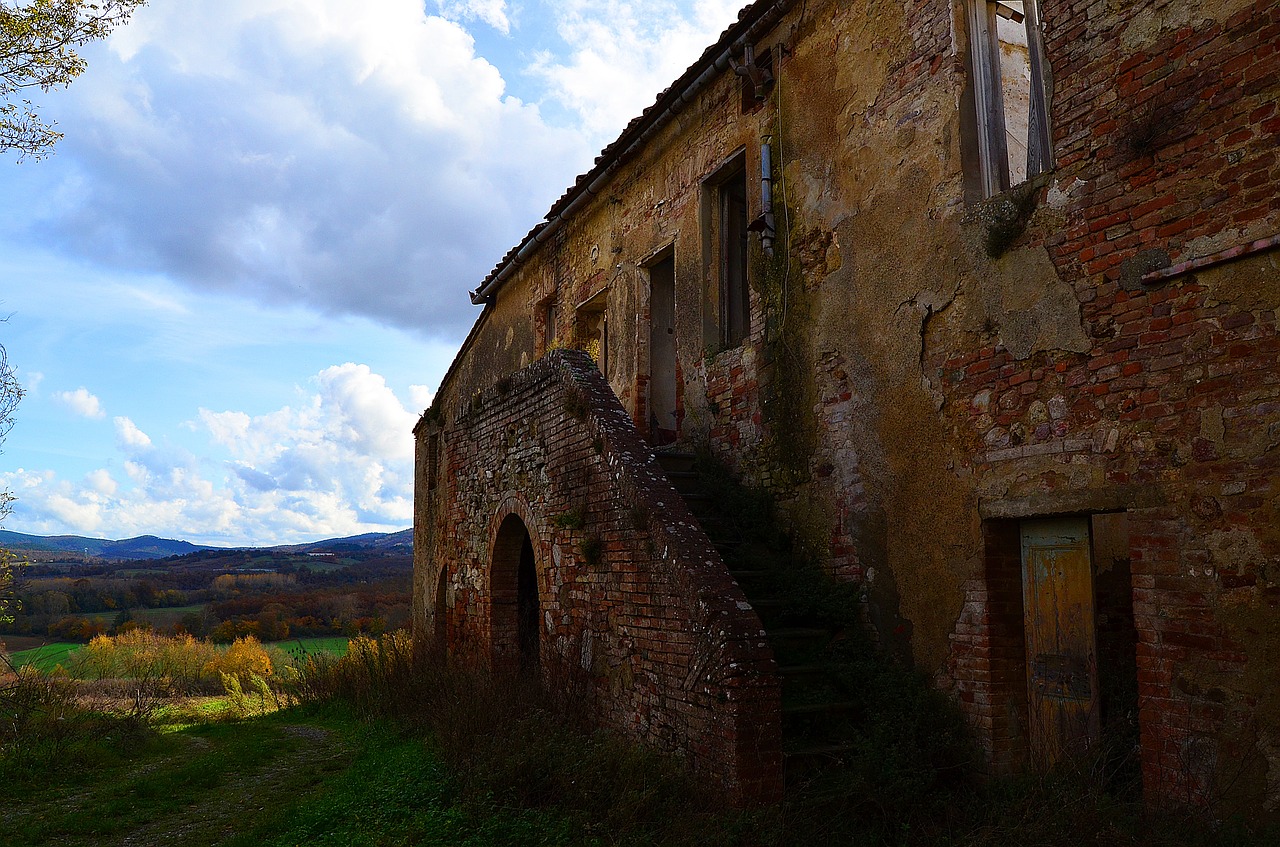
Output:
647 255 678 445
541 298 559 355
969 0 1051 195
426 433 440 491
575 289 608 377
720 168 750 346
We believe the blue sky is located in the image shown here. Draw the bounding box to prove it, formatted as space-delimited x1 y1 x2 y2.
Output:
0 0 746 546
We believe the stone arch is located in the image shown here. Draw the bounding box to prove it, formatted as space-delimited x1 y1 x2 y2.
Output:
489 501 542 676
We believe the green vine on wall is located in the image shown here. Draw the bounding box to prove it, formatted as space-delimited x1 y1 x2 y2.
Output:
751 201 818 490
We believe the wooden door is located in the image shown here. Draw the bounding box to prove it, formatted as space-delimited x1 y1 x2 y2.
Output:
1020 517 1100 766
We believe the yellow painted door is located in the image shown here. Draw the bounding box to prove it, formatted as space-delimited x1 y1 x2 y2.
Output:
1021 517 1100 766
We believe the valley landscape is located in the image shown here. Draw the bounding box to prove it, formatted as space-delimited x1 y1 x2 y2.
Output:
1 529 412 665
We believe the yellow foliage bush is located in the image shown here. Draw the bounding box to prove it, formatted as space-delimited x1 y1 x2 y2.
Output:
69 631 279 694
203 635 273 687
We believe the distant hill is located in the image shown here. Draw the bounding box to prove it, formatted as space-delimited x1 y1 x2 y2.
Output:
0 528 413 561
280 528 414 554
0 530 218 560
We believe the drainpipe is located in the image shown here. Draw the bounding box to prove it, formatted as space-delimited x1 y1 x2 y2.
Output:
753 135 777 256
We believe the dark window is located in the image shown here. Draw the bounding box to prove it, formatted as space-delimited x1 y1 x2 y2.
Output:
426 433 440 491
540 297 559 356
720 168 749 346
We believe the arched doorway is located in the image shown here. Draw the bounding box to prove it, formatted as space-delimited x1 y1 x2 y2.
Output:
491 513 541 675
432 565 448 656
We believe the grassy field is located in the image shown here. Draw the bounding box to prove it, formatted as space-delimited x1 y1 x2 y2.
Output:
5 642 81 673
5 636 350 674
0 705 588 847
277 637 350 658
81 604 208 629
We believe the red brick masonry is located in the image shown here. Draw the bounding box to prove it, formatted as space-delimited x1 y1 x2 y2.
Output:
424 350 782 804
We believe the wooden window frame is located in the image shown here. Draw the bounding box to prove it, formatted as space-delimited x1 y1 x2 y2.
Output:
967 0 1053 197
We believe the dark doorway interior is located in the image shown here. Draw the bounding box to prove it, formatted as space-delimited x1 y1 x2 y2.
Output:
517 533 540 674
433 566 448 653
649 255 677 445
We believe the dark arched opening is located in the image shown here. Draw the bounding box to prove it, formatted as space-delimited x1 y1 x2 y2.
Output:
491 513 540 675
432 565 448 656
516 533 539 674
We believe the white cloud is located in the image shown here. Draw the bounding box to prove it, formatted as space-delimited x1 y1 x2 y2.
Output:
23 0 590 340
2 363 418 545
437 0 511 34
54 387 106 419
531 0 745 143
408 384 434 411
85 469 119 496
114 416 152 449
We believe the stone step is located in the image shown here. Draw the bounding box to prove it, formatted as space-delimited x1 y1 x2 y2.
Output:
665 472 702 497
782 700 857 717
652 450 697 475
655 458 867 785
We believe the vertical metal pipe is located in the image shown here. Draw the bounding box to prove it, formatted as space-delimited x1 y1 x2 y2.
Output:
760 139 777 256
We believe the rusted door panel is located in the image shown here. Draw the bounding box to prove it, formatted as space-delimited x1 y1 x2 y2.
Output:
1021 517 1100 766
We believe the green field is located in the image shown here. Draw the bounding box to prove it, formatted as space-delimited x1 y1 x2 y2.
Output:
81 604 208 629
5 636 349 674
279 637 350 658
6 642 81 673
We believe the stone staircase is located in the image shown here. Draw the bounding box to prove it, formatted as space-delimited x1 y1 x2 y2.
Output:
653 450 858 783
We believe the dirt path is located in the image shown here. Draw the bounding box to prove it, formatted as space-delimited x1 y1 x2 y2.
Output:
1 718 355 847
117 725 351 847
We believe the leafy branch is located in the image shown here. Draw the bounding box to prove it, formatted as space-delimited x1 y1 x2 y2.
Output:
0 0 147 159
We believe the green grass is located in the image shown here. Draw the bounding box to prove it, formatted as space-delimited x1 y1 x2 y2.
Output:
282 636 349 657
80 603 208 628
0 703 592 847
7 642 81 673
225 714 590 847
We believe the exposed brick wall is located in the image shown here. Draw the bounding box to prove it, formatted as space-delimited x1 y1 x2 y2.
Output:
934 0 1280 809
1041 0 1279 277
419 350 782 804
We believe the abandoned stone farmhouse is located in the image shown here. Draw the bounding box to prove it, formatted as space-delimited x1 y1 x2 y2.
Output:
413 0 1280 808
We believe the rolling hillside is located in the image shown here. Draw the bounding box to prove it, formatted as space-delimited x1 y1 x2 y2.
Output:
0 528 412 561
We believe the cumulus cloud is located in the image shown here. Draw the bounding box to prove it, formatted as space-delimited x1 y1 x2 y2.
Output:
85 468 119 496
437 0 511 34
2 363 418 545
408 384 435 412
54 387 106 419
530 0 745 142
114 416 152 449
27 0 589 340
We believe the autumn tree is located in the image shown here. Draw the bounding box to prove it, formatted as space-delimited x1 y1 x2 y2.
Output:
1 0 146 159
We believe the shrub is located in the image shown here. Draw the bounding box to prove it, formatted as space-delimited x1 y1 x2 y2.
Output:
204 635 274 688
0 666 150 779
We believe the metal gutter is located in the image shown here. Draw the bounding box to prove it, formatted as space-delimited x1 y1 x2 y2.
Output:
469 0 795 305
